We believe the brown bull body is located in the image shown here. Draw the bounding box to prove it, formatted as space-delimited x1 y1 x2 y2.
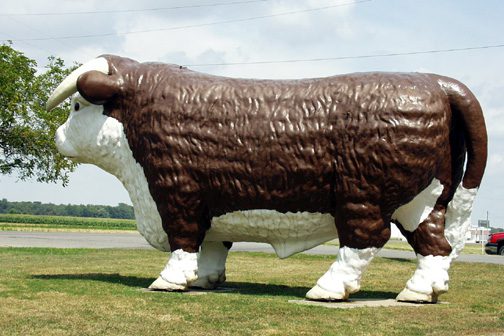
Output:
74 55 486 254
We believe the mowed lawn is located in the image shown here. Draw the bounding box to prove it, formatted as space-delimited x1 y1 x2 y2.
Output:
0 248 503 336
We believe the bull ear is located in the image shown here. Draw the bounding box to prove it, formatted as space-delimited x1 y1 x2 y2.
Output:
76 71 121 105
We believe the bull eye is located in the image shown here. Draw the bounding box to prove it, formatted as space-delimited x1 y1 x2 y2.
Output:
74 102 80 111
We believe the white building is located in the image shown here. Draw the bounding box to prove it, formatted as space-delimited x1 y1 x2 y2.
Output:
466 226 490 243
390 223 407 241
389 223 491 243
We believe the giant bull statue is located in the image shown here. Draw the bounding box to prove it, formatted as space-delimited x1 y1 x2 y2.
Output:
47 55 487 303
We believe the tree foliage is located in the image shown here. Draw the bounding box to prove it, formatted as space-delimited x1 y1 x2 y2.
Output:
0 199 134 219
490 227 504 234
0 43 76 184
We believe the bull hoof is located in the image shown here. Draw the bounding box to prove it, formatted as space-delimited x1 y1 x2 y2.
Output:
396 288 438 303
190 272 226 289
148 276 187 291
305 284 349 302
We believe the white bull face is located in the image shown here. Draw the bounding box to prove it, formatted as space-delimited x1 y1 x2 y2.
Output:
47 56 128 173
55 94 127 174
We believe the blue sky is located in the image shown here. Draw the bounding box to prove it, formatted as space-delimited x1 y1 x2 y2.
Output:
1 0 503 227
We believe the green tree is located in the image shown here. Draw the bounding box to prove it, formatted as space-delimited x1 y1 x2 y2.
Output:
0 43 76 185
110 203 135 219
491 227 504 234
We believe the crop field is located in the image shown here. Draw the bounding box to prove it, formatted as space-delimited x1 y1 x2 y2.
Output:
0 247 503 335
0 214 136 231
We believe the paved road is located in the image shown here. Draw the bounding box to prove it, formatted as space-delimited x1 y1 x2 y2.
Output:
1 231 503 265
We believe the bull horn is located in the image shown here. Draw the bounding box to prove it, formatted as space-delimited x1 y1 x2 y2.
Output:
46 57 109 111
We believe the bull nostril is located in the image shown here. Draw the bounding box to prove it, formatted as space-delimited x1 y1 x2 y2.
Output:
74 102 80 111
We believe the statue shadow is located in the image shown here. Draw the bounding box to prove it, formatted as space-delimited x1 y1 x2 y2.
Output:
32 273 396 299
226 282 396 299
381 257 416 264
32 273 153 288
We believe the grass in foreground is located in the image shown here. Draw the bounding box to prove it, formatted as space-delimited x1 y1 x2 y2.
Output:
0 248 503 335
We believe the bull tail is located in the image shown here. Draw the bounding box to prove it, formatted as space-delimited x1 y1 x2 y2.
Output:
437 76 488 259
441 78 487 189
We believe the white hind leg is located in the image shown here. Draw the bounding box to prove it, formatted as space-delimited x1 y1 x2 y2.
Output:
306 246 379 301
444 184 478 260
396 183 478 303
396 254 450 303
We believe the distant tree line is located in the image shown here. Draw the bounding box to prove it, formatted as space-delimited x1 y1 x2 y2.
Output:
0 199 134 219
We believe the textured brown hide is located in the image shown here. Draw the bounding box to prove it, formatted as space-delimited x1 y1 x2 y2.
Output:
76 55 487 255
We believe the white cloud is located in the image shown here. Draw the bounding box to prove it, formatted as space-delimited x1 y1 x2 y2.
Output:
59 44 108 64
487 153 504 173
116 14 240 63
483 107 504 137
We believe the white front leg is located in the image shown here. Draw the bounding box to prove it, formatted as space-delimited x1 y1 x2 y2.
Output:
306 246 379 301
149 249 198 291
397 254 450 303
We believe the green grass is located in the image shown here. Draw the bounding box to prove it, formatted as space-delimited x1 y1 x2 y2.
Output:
0 248 503 335
325 239 488 255
383 240 488 255
0 213 136 231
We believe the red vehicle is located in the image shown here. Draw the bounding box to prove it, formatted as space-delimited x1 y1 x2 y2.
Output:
485 232 504 255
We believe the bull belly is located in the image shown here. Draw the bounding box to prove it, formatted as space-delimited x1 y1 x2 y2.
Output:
205 178 443 258
205 210 338 258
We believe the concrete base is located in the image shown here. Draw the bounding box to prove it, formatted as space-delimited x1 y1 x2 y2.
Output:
289 298 447 309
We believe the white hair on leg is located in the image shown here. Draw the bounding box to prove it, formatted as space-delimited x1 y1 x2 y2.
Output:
397 255 450 303
444 184 478 260
190 241 229 289
149 249 198 291
306 246 379 301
